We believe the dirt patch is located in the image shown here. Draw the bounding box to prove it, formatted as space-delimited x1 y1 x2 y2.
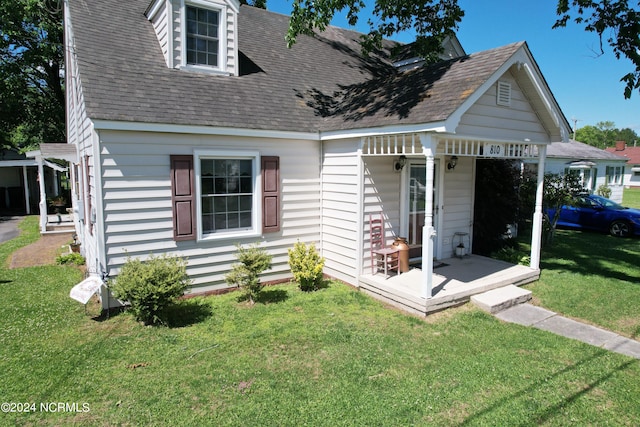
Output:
9 232 74 268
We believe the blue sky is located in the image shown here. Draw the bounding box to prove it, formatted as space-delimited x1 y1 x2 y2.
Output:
267 1 640 135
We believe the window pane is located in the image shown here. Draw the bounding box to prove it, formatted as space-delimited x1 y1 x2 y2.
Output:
213 196 226 213
201 157 254 235
202 214 213 233
239 195 252 210
202 197 213 215
214 213 227 231
240 211 252 228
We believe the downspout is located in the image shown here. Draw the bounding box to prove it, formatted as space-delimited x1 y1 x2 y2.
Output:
530 144 546 270
420 133 437 299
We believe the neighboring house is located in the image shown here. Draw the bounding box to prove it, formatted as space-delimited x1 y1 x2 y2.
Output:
525 139 628 203
0 147 67 216
606 141 640 188
53 0 571 310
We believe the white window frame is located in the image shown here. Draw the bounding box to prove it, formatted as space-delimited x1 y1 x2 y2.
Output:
194 149 261 241
606 165 624 186
180 0 229 75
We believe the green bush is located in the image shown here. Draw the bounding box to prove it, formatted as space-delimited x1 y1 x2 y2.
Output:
288 241 325 292
491 246 531 266
596 184 612 198
225 243 272 304
110 254 191 325
56 252 85 265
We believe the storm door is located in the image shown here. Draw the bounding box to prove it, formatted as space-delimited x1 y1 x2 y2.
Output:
406 162 438 259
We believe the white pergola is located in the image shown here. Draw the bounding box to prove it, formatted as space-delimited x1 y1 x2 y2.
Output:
27 144 79 233
360 132 547 299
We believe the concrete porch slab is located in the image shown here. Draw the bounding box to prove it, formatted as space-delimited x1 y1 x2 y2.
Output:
471 285 532 314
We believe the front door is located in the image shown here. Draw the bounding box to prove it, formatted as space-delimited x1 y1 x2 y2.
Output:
406 162 438 259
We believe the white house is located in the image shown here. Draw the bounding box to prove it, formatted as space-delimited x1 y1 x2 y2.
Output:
606 141 640 188
50 0 573 313
532 139 628 203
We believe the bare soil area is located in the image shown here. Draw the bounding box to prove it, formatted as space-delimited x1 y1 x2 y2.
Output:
9 232 74 269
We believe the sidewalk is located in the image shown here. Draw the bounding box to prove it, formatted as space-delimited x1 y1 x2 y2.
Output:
472 286 640 360
495 304 640 359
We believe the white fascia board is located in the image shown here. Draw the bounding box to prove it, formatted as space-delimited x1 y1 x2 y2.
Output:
0 159 37 167
145 0 165 20
319 122 449 141
91 120 320 141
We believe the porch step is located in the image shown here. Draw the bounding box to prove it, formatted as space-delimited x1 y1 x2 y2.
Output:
471 285 532 314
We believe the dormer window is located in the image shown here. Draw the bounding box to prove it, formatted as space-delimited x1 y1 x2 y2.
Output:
146 0 239 76
186 6 220 67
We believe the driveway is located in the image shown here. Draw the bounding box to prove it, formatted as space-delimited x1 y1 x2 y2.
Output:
0 216 21 244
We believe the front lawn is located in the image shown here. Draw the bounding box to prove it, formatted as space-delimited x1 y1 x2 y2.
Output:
623 186 640 208
0 217 639 426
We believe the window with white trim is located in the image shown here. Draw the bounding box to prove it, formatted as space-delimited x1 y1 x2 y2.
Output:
171 152 280 242
195 151 261 240
606 165 624 185
186 5 220 67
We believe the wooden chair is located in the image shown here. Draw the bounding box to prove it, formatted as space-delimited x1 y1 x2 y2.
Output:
369 213 399 278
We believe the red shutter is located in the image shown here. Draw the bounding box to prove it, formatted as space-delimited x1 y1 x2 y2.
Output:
262 156 280 233
170 155 196 241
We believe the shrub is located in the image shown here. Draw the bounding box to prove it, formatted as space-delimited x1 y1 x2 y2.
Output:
109 253 191 325
56 252 85 266
596 184 612 198
288 241 325 292
491 246 531 266
225 243 272 304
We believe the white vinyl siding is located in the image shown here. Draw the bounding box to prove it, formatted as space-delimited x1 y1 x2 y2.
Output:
147 0 171 67
440 156 474 258
98 131 320 293
456 72 550 142
321 139 362 284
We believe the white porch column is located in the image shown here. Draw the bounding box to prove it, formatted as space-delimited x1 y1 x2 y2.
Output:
530 144 546 270
35 155 47 233
22 165 30 215
419 134 437 299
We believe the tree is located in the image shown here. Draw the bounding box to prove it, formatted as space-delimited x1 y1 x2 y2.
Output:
284 1 640 98
239 0 267 9
554 0 640 99
541 173 584 245
575 121 639 148
0 0 64 151
285 0 464 61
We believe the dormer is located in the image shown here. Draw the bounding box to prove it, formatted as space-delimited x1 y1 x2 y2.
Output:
393 35 466 71
146 0 240 76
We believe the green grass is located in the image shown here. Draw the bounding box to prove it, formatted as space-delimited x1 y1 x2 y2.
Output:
623 186 640 208
1 218 639 426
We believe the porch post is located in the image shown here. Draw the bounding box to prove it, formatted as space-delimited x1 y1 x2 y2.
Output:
419 134 437 299
530 144 546 270
22 165 30 215
35 154 47 233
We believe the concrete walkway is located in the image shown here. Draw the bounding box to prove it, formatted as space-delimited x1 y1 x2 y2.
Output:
472 285 640 360
0 216 21 244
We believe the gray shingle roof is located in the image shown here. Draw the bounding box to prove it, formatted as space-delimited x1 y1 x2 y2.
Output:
68 0 524 134
547 140 628 161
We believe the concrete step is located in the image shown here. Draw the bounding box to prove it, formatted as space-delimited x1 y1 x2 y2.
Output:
471 285 532 314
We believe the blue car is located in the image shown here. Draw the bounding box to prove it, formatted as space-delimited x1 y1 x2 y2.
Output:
549 194 640 237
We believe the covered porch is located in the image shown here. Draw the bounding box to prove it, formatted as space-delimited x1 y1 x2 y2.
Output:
356 132 547 304
359 255 540 316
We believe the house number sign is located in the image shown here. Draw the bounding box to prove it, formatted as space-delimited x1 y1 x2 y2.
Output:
484 143 505 157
